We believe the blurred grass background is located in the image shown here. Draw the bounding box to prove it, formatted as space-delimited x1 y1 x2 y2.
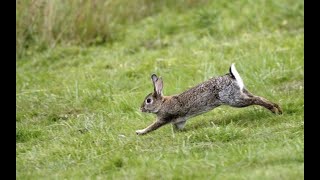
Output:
16 0 303 58
16 0 209 58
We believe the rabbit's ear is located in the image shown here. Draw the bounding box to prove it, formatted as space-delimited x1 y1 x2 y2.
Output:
151 74 163 97
151 74 158 82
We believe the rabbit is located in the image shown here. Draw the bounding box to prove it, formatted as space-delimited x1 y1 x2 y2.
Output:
136 63 282 135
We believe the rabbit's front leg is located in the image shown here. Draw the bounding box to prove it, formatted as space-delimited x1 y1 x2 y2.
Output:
136 119 168 135
172 118 187 130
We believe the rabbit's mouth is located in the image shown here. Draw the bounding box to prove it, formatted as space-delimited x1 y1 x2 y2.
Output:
140 107 158 113
140 107 147 112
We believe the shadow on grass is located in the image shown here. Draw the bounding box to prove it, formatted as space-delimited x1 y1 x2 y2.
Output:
180 108 281 132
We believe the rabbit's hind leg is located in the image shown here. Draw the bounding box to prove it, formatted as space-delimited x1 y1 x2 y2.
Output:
242 89 282 114
250 95 282 114
229 89 282 114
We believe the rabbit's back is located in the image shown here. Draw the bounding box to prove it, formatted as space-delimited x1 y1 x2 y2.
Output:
160 74 239 118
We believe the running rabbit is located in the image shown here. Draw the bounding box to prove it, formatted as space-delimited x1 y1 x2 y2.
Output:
136 63 282 135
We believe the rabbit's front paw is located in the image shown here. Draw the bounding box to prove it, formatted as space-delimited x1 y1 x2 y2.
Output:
136 129 146 135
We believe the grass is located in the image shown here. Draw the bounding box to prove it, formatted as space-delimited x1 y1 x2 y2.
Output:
16 0 208 58
16 0 304 179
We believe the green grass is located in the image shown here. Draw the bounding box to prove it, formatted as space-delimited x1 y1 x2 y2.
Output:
16 0 304 179
16 0 208 58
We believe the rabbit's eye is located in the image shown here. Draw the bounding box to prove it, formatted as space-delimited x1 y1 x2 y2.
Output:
146 98 152 103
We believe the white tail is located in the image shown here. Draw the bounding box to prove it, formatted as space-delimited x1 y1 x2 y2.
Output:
230 63 244 91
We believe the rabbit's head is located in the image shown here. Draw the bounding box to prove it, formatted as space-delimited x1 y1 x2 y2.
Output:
140 74 163 113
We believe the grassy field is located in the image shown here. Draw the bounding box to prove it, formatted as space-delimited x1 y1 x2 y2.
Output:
16 0 304 179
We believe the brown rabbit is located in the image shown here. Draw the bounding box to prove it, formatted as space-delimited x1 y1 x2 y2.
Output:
136 63 282 135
